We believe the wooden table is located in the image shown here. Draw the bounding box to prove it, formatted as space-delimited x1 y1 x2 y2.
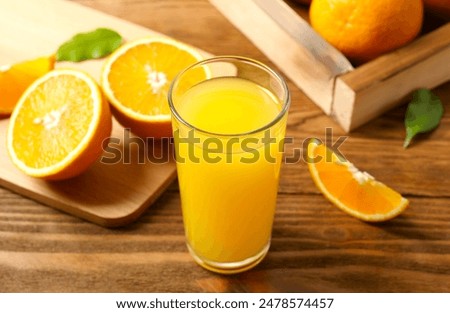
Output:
1 0 449 292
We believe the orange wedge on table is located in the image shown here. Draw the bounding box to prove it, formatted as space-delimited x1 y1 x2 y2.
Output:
0 56 55 116
101 37 208 138
307 139 409 222
7 69 112 180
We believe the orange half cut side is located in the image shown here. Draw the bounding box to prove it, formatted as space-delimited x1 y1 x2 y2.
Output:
101 36 209 138
7 69 112 180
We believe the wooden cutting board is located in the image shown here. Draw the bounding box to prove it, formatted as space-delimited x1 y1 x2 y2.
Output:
0 0 208 227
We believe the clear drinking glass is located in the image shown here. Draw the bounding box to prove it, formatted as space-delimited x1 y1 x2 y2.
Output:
168 56 290 274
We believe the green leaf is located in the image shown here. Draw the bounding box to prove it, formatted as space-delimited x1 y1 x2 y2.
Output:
56 28 122 62
403 89 444 148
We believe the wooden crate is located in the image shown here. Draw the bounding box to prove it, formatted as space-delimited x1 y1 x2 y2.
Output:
209 0 450 132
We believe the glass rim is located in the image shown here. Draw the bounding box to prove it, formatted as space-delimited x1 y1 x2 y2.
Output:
168 55 290 137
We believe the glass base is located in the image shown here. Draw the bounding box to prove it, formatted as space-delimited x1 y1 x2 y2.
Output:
186 241 270 275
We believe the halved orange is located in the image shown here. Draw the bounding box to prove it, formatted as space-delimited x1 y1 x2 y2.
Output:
0 55 55 116
307 139 409 222
7 69 112 180
101 36 208 138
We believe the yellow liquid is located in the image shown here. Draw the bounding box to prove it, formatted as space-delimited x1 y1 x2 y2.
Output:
173 77 286 267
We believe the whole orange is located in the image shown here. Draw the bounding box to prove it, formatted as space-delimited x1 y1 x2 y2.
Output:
310 0 424 63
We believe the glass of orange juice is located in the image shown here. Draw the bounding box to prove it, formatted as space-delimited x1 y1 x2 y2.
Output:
168 56 290 274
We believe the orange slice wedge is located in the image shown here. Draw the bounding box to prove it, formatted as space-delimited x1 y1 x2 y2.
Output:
101 37 208 138
0 56 55 116
307 139 409 222
7 69 112 180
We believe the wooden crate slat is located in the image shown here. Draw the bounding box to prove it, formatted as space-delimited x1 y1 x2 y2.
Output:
334 23 450 132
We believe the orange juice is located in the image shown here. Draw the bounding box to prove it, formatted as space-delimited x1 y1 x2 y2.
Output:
172 76 287 270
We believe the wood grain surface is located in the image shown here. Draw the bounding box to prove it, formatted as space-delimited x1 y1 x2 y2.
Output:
1 0 449 292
